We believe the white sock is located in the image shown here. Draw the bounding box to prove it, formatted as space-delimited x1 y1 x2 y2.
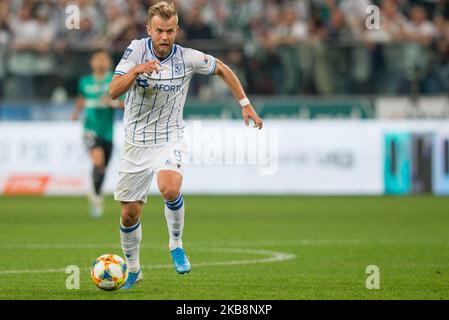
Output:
164 194 185 250
120 219 142 273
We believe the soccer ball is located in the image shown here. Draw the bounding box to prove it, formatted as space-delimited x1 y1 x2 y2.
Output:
91 254 128 291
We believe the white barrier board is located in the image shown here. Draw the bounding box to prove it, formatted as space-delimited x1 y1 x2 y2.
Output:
0 120 446 195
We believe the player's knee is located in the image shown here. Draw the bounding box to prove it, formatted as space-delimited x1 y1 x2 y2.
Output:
121 203 141 227
121 212 139 227
93 161 106 171
160 185 180 201
91 149 105 167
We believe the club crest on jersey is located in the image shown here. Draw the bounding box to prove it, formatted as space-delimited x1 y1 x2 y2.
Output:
122 48 133 60
203 55 209 65
174 63 183 74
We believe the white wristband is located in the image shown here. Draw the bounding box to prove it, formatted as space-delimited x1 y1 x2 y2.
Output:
239 98 250 108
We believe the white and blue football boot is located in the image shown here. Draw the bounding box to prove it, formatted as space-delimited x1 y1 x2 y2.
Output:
170 248 191 274
122 269 143 289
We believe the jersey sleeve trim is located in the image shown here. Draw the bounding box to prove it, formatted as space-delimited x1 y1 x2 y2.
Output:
208 57 217 76
114 71 127 76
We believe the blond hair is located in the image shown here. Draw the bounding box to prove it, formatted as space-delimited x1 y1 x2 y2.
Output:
148 1 178 24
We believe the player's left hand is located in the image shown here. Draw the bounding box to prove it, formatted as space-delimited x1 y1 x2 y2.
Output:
242 105 263 130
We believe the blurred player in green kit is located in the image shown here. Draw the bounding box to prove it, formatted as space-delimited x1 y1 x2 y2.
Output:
72 50 124 218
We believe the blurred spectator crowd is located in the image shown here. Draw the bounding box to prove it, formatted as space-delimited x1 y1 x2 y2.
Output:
1 0 449 101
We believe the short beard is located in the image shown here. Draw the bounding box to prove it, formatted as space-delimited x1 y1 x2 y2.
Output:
155 45 171 58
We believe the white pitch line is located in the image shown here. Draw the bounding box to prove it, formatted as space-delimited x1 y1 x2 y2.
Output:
192 248 296 267
219 238 449 246
0 243 131 250
0 238 447 250
0 247 296 275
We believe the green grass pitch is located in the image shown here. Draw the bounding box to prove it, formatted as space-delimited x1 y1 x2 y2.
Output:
0 195 448 300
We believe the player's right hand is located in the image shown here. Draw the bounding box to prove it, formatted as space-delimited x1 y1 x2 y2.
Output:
135 60 161 77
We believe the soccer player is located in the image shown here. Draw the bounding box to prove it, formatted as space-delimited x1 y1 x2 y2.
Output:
109 1 263 289
72 50 124 218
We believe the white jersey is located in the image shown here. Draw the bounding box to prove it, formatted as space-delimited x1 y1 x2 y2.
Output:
114 38 217 146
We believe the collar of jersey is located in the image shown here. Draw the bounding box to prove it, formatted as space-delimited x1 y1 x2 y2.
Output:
148 38 177 64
